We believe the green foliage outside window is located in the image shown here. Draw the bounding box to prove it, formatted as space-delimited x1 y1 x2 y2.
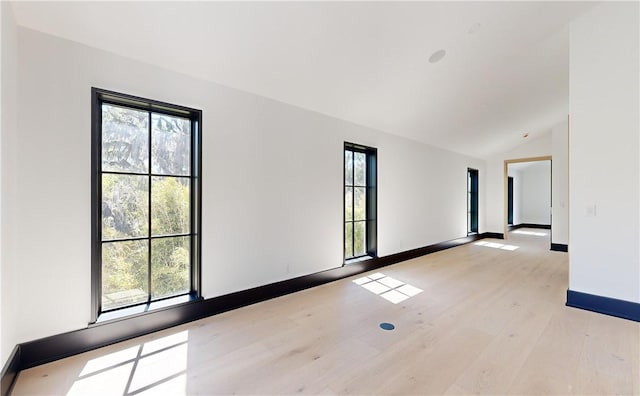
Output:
100 104 193 310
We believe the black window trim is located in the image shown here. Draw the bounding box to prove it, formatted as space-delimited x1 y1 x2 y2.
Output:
91 87 202 324
467 167 479 235
344 142 377 264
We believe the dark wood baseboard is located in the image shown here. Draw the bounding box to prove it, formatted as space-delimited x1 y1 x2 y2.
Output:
566 290 640 322
1 231 499 394
508 223 551 231
0 346 20 396
550 243 568 252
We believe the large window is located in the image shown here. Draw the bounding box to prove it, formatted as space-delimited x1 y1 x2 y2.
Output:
91 88 201 321
468 168 479 235
344 143 377 261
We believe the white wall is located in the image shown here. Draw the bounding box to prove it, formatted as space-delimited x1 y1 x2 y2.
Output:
0 0 4 368
2 26 485 353
485 132 552 234
569 2 639 303
1 1 18 365
507 161 552 226
551 119 569 245
519 161 551 225
0 0 4 367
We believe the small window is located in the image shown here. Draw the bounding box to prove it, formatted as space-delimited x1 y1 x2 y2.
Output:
467 168 479 235
91 88 202 322
344 143 377 262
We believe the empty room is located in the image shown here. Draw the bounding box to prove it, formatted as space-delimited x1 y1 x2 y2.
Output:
1 1 638 395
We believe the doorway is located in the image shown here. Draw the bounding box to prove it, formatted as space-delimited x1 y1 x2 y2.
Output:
503 156 552 246
507 176 514 226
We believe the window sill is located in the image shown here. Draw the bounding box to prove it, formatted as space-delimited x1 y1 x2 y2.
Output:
345 255 375 265
92 294 201 325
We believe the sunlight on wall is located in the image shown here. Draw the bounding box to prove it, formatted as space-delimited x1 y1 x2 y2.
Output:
474 241 520 251
69 331 189 395
352 272 423 304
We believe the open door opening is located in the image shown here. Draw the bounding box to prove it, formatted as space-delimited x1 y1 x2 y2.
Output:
508 176 514 226
504 156 552 250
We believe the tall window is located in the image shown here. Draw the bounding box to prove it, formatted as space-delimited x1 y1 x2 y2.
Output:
91 88 201 321
467 168 479 235
344 143 377 261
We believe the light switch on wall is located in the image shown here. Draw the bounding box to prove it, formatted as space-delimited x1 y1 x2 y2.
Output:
585 205 597 217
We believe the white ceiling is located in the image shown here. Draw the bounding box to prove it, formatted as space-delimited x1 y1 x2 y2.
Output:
10 1 595 159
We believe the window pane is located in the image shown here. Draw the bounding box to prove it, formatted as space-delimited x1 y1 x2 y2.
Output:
354 152 366 186
152 236 190 299
152 113 191 176
102 104 149 173
345 222 353 258
102 174 149 240
354 187 366 221
354 221 366 256
345 150 353 186
102 240 149 310
345 187 353 221
152 176 190 236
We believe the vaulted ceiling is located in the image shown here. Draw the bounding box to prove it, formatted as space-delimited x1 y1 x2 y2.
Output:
10 1 595 158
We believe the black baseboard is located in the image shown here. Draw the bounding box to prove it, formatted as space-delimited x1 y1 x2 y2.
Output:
566 290 640 322
509 223 551 231
550 243 568 252
0 346 20 396
2 232 499 393
481 232 504 240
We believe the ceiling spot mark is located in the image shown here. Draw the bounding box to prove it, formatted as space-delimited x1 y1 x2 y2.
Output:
468 22 482 34
429 49 446 64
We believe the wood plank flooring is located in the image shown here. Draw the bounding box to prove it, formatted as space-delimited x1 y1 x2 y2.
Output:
12 229 640 395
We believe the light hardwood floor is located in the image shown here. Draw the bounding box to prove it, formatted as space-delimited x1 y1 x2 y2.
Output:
12 229 640 395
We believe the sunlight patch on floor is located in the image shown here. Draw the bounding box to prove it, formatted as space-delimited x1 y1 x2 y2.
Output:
512 230 548 236
68 331 189 396
475 241 520 251
353 273 423 304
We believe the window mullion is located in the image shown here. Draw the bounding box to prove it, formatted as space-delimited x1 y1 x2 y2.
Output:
364 153 368 254
190 119 195 293
351 153 355 258
147 111 153 303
